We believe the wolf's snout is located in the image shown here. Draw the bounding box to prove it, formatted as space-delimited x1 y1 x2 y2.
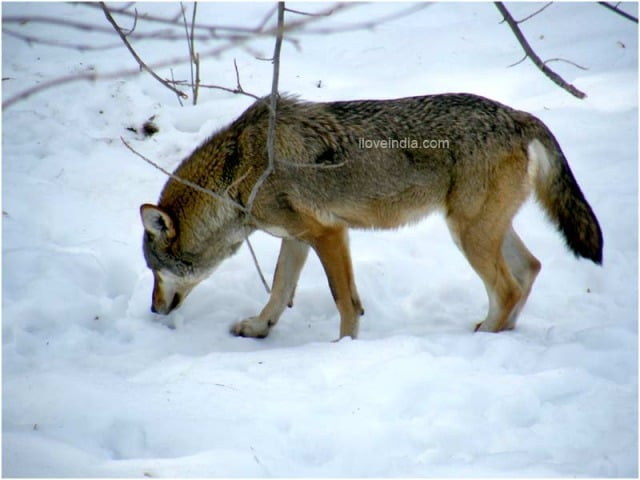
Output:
151 292 181 315
169 293 182 311
150 302 169 315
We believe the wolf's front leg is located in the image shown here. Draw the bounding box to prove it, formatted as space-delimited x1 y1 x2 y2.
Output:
231 238 309 338
310 227 364 339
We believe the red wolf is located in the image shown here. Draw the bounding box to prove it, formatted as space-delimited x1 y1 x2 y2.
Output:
140 93 603 339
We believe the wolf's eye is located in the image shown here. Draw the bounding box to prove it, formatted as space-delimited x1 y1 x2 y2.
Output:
180 254 196 269
175 256 195 275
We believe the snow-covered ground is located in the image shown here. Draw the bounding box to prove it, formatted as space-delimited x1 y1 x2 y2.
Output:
2 2 638 477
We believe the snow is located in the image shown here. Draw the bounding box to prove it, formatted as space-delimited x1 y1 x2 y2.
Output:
2 2 638 477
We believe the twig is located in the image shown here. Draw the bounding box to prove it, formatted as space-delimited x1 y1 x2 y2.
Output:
170 69 184 106
224 168 253 196
168 77 263 102
83 3 273 35
495 2 586 99
180 2 200 105
120 7 138 36
245 237 271 294
2 3 358 109
233 58 243 91
193 54 201 105
191 4 200 105
544 57 589 71
4 71 100 109
301 3 428 34
180 3 193 86
85 2 352 37
4 3 351 41
277 158 347 169
3 2 429 110
246 2 285 214
120 136 246 213
100 2 188 99
507 54 527 68
3 28 123 51
3 15 123 34
285 6 336 17
255 4 278 32
213 58 263 100
196 83 263 101
598 2 638 23
514 2 553 24
3 14 216 41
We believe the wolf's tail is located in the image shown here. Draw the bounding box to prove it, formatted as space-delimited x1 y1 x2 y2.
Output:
525 117 603 264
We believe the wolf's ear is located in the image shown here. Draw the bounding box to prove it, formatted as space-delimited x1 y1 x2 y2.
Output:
140 204 176 241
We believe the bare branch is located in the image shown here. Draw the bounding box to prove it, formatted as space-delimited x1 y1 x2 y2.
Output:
507 54 528 68
189 2 198 56
224 168 253 196
246 2 285 214
169 69 184 107
0 5 298 108
514 2 553 24
544 57 589 71
3 2 408 109
81 3 269 35
4 3 353 41
196 82 263 101
4 71 98 109
85 2 345 36
285 6 336 17
301 3 428 34
97 1 136 12
276 158 347 169
495 2 587 99
120 137 246 213
3 28 123 51
3 14 209 41
193 53 201 105
119 6 138 36
180 2 200 105
3 15 116 34
598 2 638 23
100 2 188 99
191 3 200 105
168 57 264 102
255 4 278 32
245 237 272 294
195 58 263 100
243 2 286 295
233 58 243 91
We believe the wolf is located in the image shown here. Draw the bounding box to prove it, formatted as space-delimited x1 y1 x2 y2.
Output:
140 93 603 339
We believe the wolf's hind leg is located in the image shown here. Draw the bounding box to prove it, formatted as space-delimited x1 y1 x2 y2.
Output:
502 226 541 329
447 215 522 333
231 238 309 338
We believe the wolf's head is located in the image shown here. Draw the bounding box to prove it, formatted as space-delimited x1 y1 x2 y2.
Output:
140 204 244 315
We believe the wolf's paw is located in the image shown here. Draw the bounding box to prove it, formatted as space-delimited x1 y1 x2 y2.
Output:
230 317 271 338
474 320 514 333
